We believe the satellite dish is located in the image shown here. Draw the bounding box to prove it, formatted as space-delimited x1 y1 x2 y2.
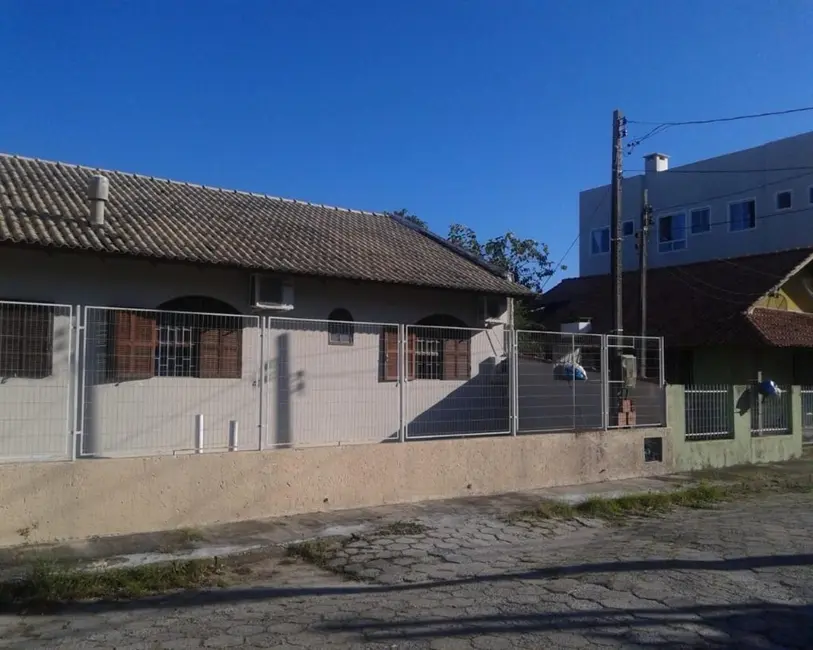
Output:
803 275 813 298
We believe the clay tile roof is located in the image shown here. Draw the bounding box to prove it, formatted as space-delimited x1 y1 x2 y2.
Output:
0 153 529 296
747 307 813 347
537 248 813 347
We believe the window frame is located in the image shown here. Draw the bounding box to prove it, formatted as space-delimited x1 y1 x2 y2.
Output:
327 308 355 346
689 206 711 236
775 189 793 212
727 197 757 233
808 186 813 205
590 227 610 256
0 300 54 379
657 211 688 254
622 220 634 237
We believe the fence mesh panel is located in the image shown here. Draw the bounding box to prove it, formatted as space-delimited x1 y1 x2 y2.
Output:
606 335 665 428
516 330 605 433
264 317 401 446
802 386 813 445
750 383 791 437
684 385 733 441
404 324 510 439
81 307 261 457
0 301 73 461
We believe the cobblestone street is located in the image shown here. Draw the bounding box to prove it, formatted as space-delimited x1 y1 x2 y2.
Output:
1 492 811 649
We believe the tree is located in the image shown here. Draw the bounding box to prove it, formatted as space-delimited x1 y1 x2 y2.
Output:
384 209 428 230
446 224 562 294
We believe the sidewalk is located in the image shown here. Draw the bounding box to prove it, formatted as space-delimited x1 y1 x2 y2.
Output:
2 449 811 577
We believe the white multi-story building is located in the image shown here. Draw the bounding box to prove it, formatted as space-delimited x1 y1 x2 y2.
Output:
579 130 813 277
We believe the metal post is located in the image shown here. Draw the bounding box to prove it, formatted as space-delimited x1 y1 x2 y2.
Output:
571 334 577 430
258 318 265 451
639 188 652 378
229 420 239 451
195 414 204 453
610 109 626 419
757 370 763 436
508 328 517 436
74 305 88 459
601 334 609 429
398 324 406 442
68 305 78 461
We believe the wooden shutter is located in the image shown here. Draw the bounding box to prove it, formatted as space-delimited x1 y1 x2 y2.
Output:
382 328 399 381
443 338 471 380
199 326 243 379
111 311 156 381
20 307 53 378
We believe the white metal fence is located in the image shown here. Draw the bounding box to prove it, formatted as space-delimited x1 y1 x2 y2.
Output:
801 386 813 445
750 383 791 437
684 385 734 441
0 302 667 462
0 301 73 461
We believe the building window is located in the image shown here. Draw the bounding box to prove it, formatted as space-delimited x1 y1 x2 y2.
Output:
729 199 756 232
776 190 792 211
591 227 610 255
623 221 634 237
327 308 354 346
808 187 813 205
0 302 53 379
690 207 710 234
381 314 471 382
107 297 243 381
658 212 687 253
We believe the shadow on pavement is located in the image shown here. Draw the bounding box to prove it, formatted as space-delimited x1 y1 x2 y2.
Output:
5 552 812 616
319 602 812 649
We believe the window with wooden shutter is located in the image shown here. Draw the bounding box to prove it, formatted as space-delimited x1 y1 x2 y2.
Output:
199 326 242 379
442 338 471 380
110 311 157 381
0 303 53 379
382 327 399 381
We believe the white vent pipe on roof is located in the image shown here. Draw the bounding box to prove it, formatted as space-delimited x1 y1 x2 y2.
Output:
88 174 109 225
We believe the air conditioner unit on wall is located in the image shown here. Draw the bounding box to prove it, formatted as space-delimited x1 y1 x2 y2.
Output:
478 295 506 325
250 274 295 311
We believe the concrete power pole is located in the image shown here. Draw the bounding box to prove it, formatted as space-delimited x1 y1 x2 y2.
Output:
610 109 626 340
638 188 653 378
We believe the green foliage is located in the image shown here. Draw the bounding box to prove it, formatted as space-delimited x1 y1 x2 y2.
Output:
384 209 428 230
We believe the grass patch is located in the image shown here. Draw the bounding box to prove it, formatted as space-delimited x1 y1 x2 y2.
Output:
0 559 222 613
286 537 345 572
508 484 729 524
373 521 428 536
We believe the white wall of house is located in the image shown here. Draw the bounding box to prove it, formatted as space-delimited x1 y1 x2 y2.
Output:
580 130 813 277
0 248 510 458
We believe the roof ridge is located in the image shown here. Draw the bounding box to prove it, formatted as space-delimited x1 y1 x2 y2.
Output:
0 152 387 218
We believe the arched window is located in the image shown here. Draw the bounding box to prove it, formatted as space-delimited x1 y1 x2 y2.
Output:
327 308 354 346
413 314 471 381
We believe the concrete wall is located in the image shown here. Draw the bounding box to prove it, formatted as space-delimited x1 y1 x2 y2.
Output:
0 248 511 457
580 130 813 277
0 426 672 546
667 384 803 472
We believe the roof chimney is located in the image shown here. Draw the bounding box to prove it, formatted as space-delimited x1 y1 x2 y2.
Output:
87 174 109 226
644 153 669 174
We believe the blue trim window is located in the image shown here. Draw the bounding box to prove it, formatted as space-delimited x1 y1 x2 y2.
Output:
729 199 756 232
658 213 687 253
623 221 634 237
690 208 710 234
590 227 610 255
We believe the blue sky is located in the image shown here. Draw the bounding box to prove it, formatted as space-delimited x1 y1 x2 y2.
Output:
2 0 812 284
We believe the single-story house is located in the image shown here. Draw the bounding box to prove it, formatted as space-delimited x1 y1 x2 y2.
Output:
0 153 531 458
535 247 813 386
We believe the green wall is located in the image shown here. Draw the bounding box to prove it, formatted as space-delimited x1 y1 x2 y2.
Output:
666 384 803 471
691 347 795 386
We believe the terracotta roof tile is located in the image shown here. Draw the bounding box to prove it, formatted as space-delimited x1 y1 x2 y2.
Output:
0 154 528 296
747 308 813 346
537 248 813 346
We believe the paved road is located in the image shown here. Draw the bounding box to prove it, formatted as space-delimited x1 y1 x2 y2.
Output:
1 492 812 649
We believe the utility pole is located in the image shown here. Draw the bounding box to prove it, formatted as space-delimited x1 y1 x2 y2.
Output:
638 188 653 378
610 109 626 340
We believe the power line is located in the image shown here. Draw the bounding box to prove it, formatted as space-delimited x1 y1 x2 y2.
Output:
662 267 764 305
628 105 813 127
626 165 813 175
666 264 770 298
541 187 611 292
